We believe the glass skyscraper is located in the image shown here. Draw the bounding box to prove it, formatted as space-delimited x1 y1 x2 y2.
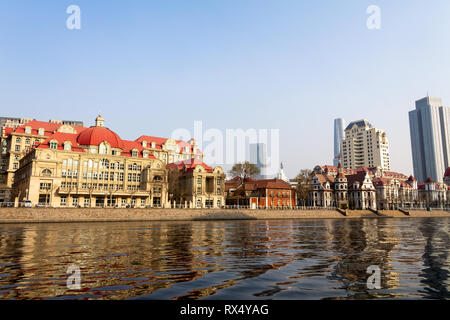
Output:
409 96 450 183
333 118 345 166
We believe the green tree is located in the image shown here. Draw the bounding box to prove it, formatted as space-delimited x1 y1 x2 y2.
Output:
229 161 260 179
295 169 314 206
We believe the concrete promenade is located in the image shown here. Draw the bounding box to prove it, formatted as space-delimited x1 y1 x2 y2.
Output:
0 207 449 224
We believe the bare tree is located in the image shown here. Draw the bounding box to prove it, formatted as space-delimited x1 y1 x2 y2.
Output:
295 169 314 206
229 161 260 179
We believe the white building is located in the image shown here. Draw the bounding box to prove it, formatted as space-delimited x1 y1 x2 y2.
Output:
341 120 391 170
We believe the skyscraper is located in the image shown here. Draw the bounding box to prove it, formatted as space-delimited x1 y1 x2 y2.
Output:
409 96 450 183
249 143 267 179
333 118 345 166
341 120 391 170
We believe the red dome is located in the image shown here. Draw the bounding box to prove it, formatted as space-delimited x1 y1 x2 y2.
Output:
445 167 450 177
77 126 124 149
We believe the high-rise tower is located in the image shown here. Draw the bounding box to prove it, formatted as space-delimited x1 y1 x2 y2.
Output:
409 96 450 183
333 118 345 166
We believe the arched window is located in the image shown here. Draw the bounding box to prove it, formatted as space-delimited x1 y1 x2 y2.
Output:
50 141 58 150
41 169 52 177
16 137 21 143
153 176 162 182
99 142 108 154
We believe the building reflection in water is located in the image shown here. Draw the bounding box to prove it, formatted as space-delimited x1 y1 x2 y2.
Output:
418 220 450 299
0 218 449 300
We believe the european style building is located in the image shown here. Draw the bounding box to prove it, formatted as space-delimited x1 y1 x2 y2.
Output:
4 115 218 208
309 163 449 210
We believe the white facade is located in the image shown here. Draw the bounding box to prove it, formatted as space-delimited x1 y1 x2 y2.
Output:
341 120 391 170
409 96 450 183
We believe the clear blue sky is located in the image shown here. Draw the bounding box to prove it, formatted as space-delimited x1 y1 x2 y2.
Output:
1 0 449 178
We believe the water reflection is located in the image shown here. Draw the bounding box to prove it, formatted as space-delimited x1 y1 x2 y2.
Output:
0 218 449 300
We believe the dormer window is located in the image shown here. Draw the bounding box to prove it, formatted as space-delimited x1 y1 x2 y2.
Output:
50 141 58 150
142 141 147 148
185 146 189 153
63 142 71 151
143 151 148 158
132 149 138 157
38 128 44 136
99 142 108 155
151 142 156 148
25 126 31 134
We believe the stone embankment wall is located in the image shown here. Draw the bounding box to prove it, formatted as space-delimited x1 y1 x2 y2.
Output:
0 208 448 224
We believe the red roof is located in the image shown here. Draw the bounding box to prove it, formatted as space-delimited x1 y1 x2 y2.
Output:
39 132 85 152
445 167 450 177
13 120 86 137
77 126 124 149
135 135 203 155
167 158 213 173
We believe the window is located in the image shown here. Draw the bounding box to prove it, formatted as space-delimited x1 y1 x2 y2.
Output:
40 182 51 190
38 128 44 136
72 197 79 207
64 142 71 151
153 176 162 182
217 178 221 186
15 145 20 152
25 138 30 144
197 187 202 194
197 177 202 184
132 150 138 157
60 196 67 206
13 162 19 170
25 127 31 134
217 188 221 195
84 198 90 207
197 198 202 208
99 143 108 154
50 142 57 150
41 169 52 177
62 159 67 166
16 137 21 143
153 187 162 194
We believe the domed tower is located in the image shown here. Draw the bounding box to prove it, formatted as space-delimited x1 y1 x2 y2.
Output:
95 114 105 127
76 115 124 152
334 162 348 208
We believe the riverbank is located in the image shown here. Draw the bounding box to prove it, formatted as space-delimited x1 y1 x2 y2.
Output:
0 207 449 223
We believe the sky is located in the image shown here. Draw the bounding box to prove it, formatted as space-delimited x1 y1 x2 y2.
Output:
1 0 450 178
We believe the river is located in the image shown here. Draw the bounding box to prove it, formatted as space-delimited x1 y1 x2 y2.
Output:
0 218 449 299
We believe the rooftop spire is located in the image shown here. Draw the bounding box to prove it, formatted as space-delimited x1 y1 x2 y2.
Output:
95 114 104 127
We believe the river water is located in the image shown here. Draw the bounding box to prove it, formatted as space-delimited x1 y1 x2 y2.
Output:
0 218 449 300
